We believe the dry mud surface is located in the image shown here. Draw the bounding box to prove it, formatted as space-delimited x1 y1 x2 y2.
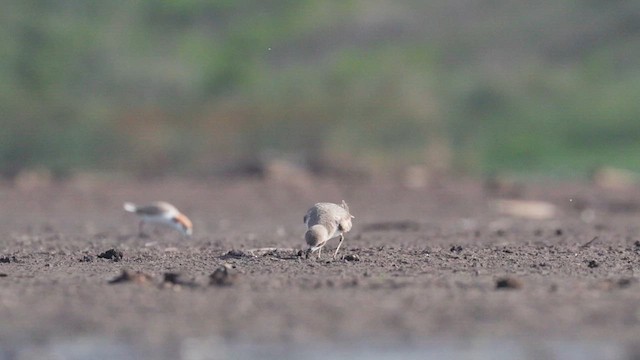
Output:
1 177 640 358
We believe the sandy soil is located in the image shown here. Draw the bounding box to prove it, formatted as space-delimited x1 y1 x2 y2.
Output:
1 176 640 358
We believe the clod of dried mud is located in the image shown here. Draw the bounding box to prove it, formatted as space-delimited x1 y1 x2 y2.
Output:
109 269 153 285
343 254 360 261
162 272 198 288
98 249 124 262
496 277 523 290
210 264 239 286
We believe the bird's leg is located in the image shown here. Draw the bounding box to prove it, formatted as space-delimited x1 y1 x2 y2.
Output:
333 234 344 260
316 240 330 260
138 221 148 238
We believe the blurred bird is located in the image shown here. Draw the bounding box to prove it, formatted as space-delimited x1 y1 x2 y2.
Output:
304 200 354 260
123 201 192 237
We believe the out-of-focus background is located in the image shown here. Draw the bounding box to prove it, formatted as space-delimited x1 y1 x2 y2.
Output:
2 0 640 180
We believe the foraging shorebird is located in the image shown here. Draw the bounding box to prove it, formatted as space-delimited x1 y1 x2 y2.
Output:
123 201 193 237
304 200 354 260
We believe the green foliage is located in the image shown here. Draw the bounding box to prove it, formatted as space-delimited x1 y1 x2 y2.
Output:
1 0 640 178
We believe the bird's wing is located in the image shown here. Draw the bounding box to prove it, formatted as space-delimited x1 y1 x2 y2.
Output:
133 205 167 216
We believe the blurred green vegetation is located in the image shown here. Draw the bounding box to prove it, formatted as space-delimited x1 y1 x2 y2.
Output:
1 0 640 178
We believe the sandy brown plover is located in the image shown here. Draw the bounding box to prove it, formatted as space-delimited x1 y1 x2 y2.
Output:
123 201 193 237
304 200 354 260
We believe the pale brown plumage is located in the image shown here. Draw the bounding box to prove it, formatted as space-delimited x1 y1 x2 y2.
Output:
304 200 354 259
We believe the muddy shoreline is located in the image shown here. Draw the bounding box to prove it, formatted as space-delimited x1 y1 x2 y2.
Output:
1 177 640 357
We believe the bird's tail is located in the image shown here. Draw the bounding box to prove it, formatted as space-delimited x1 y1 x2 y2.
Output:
123 202 137 213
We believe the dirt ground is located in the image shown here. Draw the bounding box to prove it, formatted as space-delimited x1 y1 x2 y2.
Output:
1 175 640 358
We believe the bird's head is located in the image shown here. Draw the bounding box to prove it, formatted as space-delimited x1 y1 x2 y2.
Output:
172 213 193 237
